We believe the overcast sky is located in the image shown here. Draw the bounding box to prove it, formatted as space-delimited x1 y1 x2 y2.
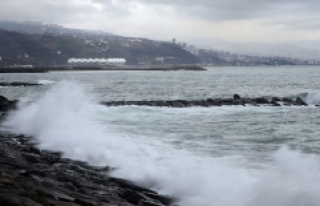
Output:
1 0 320 46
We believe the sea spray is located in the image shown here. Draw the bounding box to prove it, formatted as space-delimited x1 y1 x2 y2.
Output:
305 92 320 105
37 79 55 85
3 81 320 206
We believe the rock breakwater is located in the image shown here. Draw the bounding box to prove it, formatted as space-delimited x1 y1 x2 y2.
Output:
0 82 42 87
102 94 310 108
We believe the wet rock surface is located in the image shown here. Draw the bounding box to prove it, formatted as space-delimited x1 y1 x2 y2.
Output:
0 98 174 206
0 132 174 206
101 94 309 108
0 96 18 113
0 82 42 87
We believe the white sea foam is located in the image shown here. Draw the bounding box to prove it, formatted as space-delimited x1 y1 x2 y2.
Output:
305 92 320 105
37 79 55 85
3 81 320 206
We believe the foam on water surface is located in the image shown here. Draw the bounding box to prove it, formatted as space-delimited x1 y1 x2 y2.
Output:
37 79 55 85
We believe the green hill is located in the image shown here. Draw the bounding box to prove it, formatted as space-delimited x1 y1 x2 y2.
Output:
0 30 200 66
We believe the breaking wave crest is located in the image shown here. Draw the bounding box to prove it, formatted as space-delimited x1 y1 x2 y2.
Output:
37 79 55 85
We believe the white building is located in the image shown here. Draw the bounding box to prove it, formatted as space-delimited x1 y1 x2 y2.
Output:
67 58 126 67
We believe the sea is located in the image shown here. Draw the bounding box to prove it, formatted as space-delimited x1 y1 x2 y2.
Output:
1 66 320 206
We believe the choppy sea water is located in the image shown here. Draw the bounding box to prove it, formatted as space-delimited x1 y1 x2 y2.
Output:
2 66 320 206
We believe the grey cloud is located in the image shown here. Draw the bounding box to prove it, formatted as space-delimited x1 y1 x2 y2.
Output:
0 1 90 23
1 0 319 22
93 0 320 23
1 0 320 31
0 0 131 24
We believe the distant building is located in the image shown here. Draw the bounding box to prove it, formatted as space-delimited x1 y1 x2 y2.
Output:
8 65 33 69
171 38 176 44
67 58 126 67
155 57 164 64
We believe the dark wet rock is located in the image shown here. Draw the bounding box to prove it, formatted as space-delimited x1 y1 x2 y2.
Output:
20 169 49 178
255 97 270 104
74 196 99 206
272 97 281 102
170 101 185 108
0 194 43 206
295 97 308 106
233 99 244 106
36 188 75 202
0 82 42 87
0 128 175 206
198 100 211 107
221 98 234 106
139 200 164 206
271 101 281 107
0 96 18 112
0 97 18 115
108 177 157 194
119 189 148 205
21 153 41 164
233 93 241 99
282 97 293 102
142 193 173 206
158 101 170 107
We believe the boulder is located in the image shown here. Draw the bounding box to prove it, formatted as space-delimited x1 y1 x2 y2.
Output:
139 200 164 206
271 100 281 106
282 97 293 102
272 97 281 102
255 97 270 104
199 100 211 107
233 93 241 99
170 101 185 108
233 99 244 106
295 97 308 106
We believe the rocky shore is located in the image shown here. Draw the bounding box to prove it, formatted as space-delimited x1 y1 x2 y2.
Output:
102 94 310 108
0 82 42 87
0 96 173 206
0 68 48 73
0 65 206 73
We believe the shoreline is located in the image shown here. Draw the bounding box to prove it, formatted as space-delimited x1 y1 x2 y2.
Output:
0 96 174 206
0 65 206 73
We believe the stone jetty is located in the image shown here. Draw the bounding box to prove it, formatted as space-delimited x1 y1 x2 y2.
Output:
102 94 310 108
0 96 174 206
0 82 42 87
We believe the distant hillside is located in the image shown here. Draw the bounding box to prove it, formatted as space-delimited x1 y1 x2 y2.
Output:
0 21 114 36
0 29 200 66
